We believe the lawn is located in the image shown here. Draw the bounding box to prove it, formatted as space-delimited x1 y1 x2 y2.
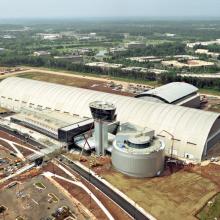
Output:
199 88 220 97
197 193 220 220
34 182 46 190
48 193 59 203
102 170 218 220
18 68 161 87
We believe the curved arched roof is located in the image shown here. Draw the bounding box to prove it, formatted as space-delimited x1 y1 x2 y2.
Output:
136 82 198 103
0 77 219 161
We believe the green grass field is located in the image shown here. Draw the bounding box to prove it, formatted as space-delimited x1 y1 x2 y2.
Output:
103 170 218 220
19 67 161 87
197 193 220 220
199 88 220 96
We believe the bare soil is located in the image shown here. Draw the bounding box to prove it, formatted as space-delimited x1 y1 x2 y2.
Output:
46 162 132 220
65 153 220 220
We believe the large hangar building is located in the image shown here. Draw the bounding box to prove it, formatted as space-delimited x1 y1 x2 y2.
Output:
136 82 200 108
0 77 220 162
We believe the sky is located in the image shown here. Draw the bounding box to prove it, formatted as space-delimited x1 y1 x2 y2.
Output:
0 0 220 19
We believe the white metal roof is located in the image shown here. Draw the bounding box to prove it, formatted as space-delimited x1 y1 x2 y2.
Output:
0 77 219 161
136 82 198 103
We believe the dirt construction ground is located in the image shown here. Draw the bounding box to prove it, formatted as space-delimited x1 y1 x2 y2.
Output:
0 130 39 157
203 96 220 113
0 129 132 220
66 152 220 220
62 153 220 220
46 161 131 220
101 165 220 220
0 176 88 220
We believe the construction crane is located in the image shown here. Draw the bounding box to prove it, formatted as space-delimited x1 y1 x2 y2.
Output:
78 123 93 162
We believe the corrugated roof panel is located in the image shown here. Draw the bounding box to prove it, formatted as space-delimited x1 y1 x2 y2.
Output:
137 82 198 103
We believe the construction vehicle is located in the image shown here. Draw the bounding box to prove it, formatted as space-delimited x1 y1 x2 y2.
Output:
89 154 102 168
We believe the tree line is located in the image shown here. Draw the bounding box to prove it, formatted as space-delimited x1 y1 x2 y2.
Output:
160 72 220 90
111 42 186 59
1 53 220 91
0 54 157 81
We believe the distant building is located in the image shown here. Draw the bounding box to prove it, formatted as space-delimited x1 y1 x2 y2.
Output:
187 39 220 48
54 55 83 63
37 33 62 40
136 82 200 108
195 49 210 55
127 56 162 63
76 48 93 55
121 67 168 75
89 33 97 38
78 36 92 41
33 51 51 56
74 33 105 41
162 60 215 68
195 49 219 58
164 33 176 37
60 31 76 37
123 33 130 39
167 55 199 60
95 50 108 60
85 62 123 70
148 69 168 75
2 35 16 39
109 47 127 54
179 73 220 79
125 42 146 49
127 55 198 63
122 67 148 73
